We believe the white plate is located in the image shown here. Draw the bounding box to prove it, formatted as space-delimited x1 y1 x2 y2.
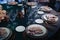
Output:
31 5 37 8
37 11 44 14
18 4 23 6
26 24 47 36
15 26 25 32
42 14 59 21
0 27 12 40
35 19 44 24
40 6 52 11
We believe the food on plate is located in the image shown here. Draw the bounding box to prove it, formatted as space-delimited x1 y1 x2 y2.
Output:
40 6 52 12
47 15 58 23
26 24 47 37
42 14 58 24
0 27 12 40
0 5 9 22
27 27 43 35
0 29 7 37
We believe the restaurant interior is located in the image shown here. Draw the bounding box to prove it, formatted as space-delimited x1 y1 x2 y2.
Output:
0 0 60 40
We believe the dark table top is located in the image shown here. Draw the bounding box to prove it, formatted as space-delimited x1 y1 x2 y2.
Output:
9 4 60 40
1 4 60 40
8 4 60 40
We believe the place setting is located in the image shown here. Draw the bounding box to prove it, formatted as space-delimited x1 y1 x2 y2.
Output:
41 14 59 24
0 27 12 40
25 24 47 38
41 14 59 32
39 6 53 13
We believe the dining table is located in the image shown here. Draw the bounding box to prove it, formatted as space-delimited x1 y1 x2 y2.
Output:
26 4 60 40
0 3 60 40
8 3 60 40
